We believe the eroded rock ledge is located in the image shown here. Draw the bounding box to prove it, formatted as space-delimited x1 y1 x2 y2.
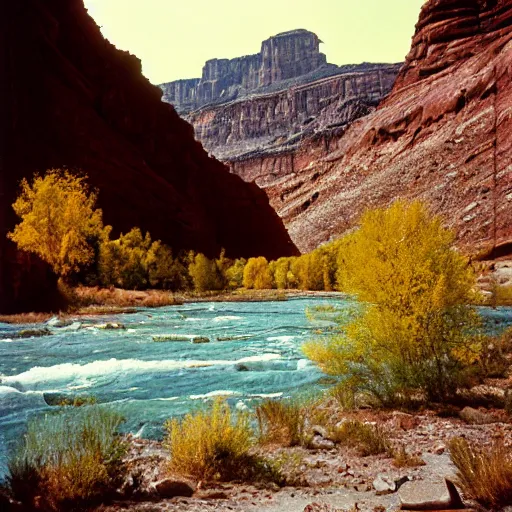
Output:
160 30 400 163
228 0 512 256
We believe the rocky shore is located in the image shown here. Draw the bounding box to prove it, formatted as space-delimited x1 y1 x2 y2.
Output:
97 401 512 512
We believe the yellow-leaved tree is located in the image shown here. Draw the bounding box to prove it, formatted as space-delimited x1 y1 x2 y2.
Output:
243 257 272 290
188 253 223 292
304 200 482 404
8 170 104 278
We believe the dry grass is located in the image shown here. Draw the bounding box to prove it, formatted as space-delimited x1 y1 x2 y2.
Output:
330 420 391 456
74 286 182 309
0 312 53 324
255 398 309 447
164 399 255 482
7 407 127 511
449 437 512 510
391 444 426 468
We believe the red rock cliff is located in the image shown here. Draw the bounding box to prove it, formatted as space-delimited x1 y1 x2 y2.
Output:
188 65 400 161
230 0 512 256
0 0 298 313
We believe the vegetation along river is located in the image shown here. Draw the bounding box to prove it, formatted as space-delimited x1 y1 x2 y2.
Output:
0 296 511 477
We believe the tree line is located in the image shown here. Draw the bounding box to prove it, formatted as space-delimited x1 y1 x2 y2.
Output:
7 169 347 293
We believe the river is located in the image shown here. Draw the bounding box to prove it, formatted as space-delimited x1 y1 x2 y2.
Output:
0 296 510 478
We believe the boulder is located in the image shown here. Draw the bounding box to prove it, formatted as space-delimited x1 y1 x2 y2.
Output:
304 503 344 512
312 425 329 438
96 322 125 330
46 316 74 328
399 478 464 510
16 328 51 338
392 411 420 431
310 435 335 450
191 337 210 344
433 442 445 455
373 474 396 495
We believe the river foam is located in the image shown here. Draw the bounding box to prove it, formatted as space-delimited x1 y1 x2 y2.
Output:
1 354 284 391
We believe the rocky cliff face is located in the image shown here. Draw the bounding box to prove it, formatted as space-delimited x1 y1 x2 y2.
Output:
161 30 400 163
0 0 298 313
160 30 331 114
230 0 512 257
188 64 400 160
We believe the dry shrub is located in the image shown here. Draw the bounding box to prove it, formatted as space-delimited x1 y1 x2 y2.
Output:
0 312 53 324
74 286 180 309
391 445 425 468
330 383 357 411
495 284 512 306
56 395 98 407
477 326 512 379
256 398 308 447
331 420 391 456
7 407 126 511
449 437 512 509
267 452 308 487
164 399 255 482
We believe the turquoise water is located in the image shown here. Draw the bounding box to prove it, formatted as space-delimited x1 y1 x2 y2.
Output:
0 297 342 477
0 297 510 479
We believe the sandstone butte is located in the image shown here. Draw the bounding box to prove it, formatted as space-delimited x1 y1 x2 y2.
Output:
0 0 298 313
227 0 512 256
160 30 402 161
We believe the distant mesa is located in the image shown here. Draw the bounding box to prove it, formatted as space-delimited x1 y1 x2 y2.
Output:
160 29 332 115
160 29 401 161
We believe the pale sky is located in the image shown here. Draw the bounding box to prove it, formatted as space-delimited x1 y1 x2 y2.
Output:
83 0 425 85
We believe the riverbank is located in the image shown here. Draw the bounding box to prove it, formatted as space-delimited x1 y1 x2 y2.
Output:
0 288 346 324
1 296 511 511
97 390 512 512
1 258 511 324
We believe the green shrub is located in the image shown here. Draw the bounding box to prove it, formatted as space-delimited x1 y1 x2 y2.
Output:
255 398 309 447
449 437 512 509
7 407 126 511
164 399 254 481
224 258 247 290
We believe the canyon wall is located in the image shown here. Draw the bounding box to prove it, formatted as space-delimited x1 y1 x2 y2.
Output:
188 64 400 160
229 0 512 257
0 0 298 313
160 30 332 114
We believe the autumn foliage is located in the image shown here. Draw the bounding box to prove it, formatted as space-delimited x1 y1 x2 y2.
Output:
304 201 481 404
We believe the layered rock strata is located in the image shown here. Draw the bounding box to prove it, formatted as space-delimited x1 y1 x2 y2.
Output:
160 30 331 114
0 0 298 312
229 0 512 256
188 64 400 160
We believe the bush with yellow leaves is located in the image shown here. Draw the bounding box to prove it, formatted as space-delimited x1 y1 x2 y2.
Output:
304 200 482 405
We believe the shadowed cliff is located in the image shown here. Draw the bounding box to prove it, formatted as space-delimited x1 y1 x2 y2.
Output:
0 0 298 313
